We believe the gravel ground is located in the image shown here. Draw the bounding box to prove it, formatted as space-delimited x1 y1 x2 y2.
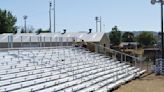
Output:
115 73 164 92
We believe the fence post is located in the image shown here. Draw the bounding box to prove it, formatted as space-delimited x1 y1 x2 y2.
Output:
11 35 13 48
37 36 39 47
30 36 32 47
105 48 107 56
8 35 13 48
135 57 137 67
44 36 46 47
50 37 52 47
125 54 127 63
55 37 56 47
139 57 142 70
40 36 42 47
8 35 10 48
114 52 117 61
121 53 123 63
61 37 63 47
21 36 23 47
67 37 68 46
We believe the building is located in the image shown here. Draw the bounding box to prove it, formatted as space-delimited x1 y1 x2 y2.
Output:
120 42 139 49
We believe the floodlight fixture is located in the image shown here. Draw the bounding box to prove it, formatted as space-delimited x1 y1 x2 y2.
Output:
151 0 156 5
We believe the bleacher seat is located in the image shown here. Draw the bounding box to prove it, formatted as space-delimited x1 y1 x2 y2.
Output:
0 47 145 92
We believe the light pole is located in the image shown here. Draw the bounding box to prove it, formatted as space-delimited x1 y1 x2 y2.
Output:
151 0 164 59
95 16 99 32
54 0 56 33
23 15 27 33
95 16 102 32
49 0 55 33
49 1 52 32
100 16 102 32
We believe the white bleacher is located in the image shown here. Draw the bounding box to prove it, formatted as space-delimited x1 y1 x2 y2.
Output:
0 47 145 92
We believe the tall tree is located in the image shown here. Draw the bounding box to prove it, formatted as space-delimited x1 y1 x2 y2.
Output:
109 26 121 46
136 31 156 46
122 32 134 42
0 9 17 34
27 25 34 33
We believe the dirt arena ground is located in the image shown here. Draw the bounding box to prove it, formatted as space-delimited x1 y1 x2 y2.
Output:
114 73 164 92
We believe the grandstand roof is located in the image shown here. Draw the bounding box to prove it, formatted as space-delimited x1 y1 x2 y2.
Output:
40 32 106 42
0 32 107 43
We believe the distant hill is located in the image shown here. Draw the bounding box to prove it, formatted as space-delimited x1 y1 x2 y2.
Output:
132 31 158 36
107 31 159 37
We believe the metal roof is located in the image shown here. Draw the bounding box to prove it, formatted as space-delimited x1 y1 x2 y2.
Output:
0 32 106 42
40 32 106 42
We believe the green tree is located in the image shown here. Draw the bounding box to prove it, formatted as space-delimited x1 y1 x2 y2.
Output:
27 26 34 33
122 32 134 42
136 31 156 47
0 9 17 34
20 28 25 33
36 28 42 34
109 26 121 46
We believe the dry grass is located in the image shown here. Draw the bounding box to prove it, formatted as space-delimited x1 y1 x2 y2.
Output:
123 48 144 55
114 73 164 92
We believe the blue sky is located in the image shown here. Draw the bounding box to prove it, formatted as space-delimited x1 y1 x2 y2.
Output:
0 0 161 32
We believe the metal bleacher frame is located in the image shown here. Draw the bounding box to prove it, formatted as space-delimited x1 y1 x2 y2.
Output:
0 35 146 92
155 58 164 75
